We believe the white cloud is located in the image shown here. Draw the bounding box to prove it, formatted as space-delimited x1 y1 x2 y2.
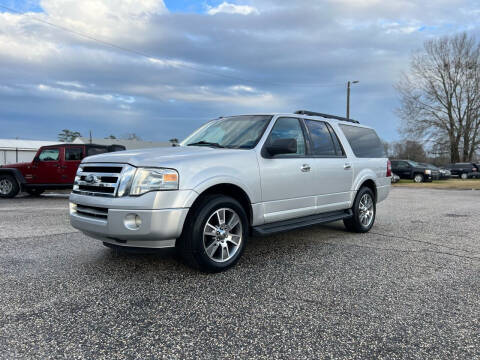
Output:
36 84 135 105
207 2 259 16
56 81 85 89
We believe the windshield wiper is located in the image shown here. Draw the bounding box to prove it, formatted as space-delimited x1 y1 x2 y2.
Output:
187 141 225 148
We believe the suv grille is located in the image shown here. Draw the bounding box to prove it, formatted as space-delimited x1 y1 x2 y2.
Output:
75 204 108 219
73 163 125 197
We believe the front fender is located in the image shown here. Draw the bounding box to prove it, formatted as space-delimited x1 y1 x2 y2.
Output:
189 172 257 207
0 168 26 186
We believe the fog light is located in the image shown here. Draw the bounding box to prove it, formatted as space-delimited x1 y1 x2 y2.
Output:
124 213 142 230
69 202 77 214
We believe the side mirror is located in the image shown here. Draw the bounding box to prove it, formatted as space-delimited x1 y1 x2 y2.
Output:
266 138 297 156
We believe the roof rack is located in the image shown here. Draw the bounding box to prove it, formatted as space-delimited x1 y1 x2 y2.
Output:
294 110 360 124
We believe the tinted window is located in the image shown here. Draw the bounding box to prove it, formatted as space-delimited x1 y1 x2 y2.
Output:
267 117 305 156
326 123 345 156
392 161 408 169
305 120 336 156
339 125 384 158
38 148 59 161
65 147 83 161
87 147 108 156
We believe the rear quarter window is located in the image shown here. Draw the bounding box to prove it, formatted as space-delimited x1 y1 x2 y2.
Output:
339 125 385 158
87 147 108 156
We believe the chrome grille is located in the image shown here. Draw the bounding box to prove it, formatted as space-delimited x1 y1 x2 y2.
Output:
73 163 133 197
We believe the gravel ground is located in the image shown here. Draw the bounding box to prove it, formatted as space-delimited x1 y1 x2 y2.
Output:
0 188 479 359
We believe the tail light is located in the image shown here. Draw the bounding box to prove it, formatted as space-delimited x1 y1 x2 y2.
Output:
473 167 478 172
386 159 392 177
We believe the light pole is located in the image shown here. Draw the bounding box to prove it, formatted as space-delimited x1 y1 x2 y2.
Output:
346 80 359 120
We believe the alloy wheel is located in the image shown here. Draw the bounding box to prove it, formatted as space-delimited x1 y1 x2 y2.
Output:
359 193 374 227
203 208 243 263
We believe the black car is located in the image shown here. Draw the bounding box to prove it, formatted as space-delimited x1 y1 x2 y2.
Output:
390 160 434 183
445 163 479 179
418 163 450 180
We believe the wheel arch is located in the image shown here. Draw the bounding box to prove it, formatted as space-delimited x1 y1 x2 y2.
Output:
359 179 377 202
188 183 254 225
0 168 26 186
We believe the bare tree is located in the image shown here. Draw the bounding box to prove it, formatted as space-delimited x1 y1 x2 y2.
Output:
391 140 427 162
396 32 480 162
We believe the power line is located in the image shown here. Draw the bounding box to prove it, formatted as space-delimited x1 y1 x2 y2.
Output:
0 4 346 88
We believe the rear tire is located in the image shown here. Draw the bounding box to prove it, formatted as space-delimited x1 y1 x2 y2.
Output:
0 175 20 198
176 195 248 272
413 174 424 183
26 188 45 197
344 187 376 233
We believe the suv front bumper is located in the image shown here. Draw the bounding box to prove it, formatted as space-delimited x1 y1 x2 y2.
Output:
69 190 195 248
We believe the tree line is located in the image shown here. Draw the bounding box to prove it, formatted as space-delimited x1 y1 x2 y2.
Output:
396 32 480 163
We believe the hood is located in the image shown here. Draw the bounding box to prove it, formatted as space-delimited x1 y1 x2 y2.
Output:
82 145 244 167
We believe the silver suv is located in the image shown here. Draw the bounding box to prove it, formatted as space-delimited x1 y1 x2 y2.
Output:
70 110 391 272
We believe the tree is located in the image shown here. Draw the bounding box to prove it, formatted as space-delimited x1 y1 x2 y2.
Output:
396 32 480 163
58 129 82 142
105 135 117 139
391 140 427 162
169 138 179 145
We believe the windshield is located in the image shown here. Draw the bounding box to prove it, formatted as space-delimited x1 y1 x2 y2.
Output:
181 115 272 149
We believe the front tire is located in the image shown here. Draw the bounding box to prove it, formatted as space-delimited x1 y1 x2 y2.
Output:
177 195 248 272
344 187 376 233
461 173 468 180
0 175 19 198
413 174 424 183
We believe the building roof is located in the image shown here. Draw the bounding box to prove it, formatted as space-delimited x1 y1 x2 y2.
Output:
0 139 58 151
72 138 171 149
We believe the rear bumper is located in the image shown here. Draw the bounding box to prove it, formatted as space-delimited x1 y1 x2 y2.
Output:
376 184 390 203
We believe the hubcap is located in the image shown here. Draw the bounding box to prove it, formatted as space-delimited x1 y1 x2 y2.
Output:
359 194 374 227
203 208 242 263
0 179 13 195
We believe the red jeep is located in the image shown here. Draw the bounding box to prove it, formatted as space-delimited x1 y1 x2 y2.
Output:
0 143 125 198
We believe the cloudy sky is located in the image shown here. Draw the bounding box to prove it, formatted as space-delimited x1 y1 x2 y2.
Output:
1 0 480 142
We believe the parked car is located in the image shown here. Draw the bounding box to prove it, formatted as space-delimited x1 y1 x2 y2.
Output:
0 143 126 198
70 110 391 272
390 160 434 183
445 163 479 179
427 164 451 180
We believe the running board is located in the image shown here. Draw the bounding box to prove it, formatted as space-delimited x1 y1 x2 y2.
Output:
252 209 353 237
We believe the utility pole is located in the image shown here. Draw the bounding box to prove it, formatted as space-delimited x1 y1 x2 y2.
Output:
89 130 92 144
346 80 359 120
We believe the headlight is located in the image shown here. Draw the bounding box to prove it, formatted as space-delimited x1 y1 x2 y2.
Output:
424 169 431 175
129 168 179 195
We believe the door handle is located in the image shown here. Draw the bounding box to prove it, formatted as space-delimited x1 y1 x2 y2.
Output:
301 164 311 172
344 162 352 170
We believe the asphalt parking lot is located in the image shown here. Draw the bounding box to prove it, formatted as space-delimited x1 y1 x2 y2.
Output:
1 188 479 359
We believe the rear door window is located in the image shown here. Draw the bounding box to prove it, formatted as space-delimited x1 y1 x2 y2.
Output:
339 125 384 158
304 120 336 156
65 147 83 161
